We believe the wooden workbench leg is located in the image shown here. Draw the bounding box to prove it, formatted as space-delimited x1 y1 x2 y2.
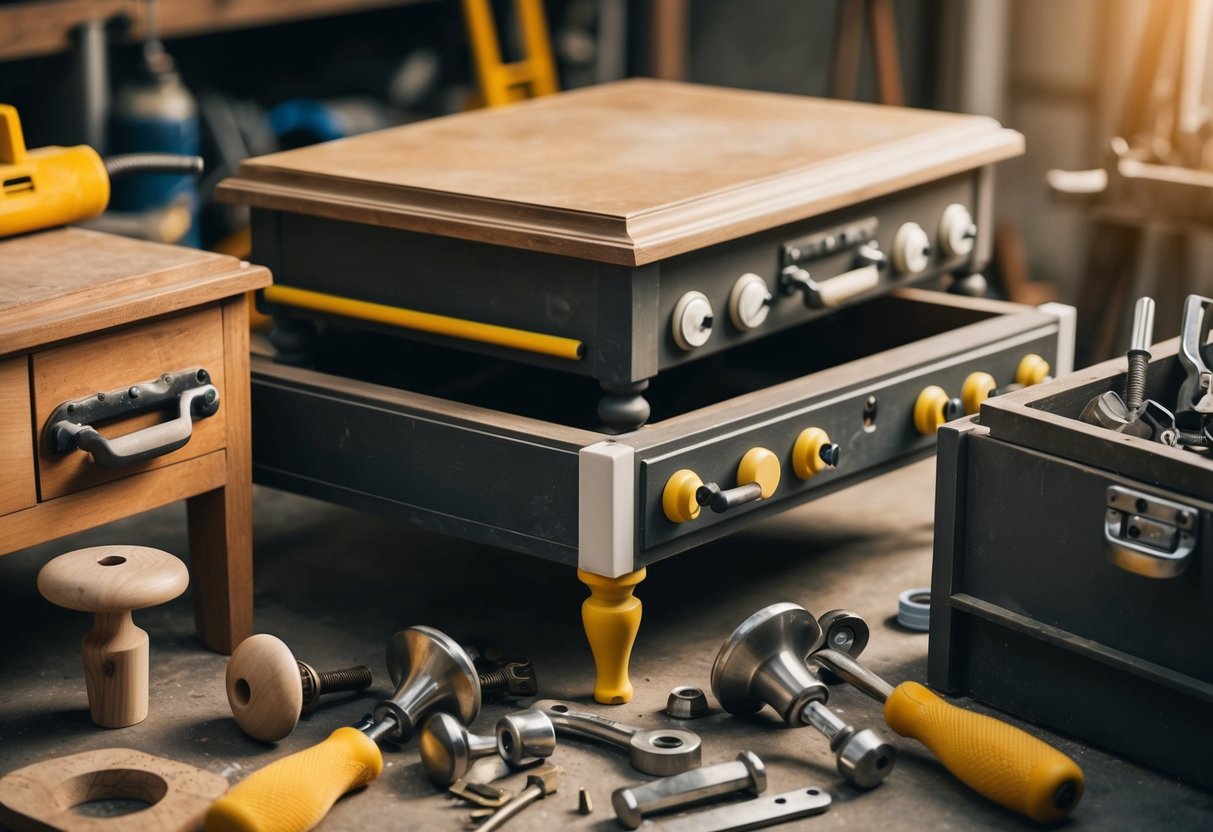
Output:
186 295 255 654
578 567 646 705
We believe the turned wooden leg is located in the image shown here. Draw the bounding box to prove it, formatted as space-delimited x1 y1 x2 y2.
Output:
187 295 255 654
578 567 646 705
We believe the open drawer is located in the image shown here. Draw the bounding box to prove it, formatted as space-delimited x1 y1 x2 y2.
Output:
250 289 1074 575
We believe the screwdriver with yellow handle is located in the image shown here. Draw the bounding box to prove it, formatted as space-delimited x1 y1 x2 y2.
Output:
813 647 1083 823
206 626 481 832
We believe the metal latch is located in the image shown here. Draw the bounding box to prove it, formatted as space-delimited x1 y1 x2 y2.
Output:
1105 485 1197 578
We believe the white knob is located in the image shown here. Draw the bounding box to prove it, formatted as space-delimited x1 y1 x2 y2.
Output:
892 222 931 275
728 274 772 331
938 203 976 258
672 291 714 350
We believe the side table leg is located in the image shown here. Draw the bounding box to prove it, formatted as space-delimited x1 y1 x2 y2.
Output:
187 295 255 653
578 567 646 704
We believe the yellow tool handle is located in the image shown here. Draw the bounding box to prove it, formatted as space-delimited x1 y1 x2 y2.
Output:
884 681 1084 823
205 727 383 832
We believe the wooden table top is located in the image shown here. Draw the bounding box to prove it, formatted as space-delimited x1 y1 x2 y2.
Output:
217 79 1023 265
0 227 270 355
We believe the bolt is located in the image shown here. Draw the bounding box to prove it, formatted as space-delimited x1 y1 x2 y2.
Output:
1125 298 1155 412
478 659 538 698
612 751 766 829
298 660 374 714
128 386 140 399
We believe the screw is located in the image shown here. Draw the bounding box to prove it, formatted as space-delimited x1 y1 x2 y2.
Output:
298 660 374 713
479 659 539 698
1125 297 1155 412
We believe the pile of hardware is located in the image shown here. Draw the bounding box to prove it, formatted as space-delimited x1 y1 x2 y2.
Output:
195 603 1081 831
1081 294 1213 450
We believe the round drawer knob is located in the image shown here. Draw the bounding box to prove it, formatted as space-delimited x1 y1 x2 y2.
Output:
672 291 714 351
961 371 997 415
938 203 977 258
914 386 962 435
728 273 772 331
892 222 932 275
37 545 189 728
793 427 840 479
1016 354 1051 386
663 469 704 523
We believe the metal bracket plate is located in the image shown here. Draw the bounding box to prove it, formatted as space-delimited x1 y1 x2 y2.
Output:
1105 485 1198 578
640 786 831 831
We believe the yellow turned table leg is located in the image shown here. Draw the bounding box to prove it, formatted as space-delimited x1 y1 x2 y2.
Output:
577 567 646 705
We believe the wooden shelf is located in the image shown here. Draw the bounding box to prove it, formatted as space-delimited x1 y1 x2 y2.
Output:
0 0 436 63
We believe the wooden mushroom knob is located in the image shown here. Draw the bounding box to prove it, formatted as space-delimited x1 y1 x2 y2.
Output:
37 545 189 728
226 634 373 742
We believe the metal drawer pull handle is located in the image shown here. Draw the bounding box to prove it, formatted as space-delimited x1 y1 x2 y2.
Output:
1104 485 1197 578
45 368 220 468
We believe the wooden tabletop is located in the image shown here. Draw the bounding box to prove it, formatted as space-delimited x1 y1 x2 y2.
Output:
0 228 271 356
217 79 1023 265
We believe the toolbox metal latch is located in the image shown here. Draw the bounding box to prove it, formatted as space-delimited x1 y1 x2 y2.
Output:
1105 485 1197 578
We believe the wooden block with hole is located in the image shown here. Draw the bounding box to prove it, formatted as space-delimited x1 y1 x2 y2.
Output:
0 227 270 654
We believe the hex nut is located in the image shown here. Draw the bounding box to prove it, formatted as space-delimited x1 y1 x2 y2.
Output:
665 686 709 719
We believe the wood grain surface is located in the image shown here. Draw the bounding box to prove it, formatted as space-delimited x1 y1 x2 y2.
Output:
0 228 269 357
217 78 1024 264
32 306 227 501
0 357 35 516
225 633 305 742
0 747 228 832
38 545 188 727
0 451 226 557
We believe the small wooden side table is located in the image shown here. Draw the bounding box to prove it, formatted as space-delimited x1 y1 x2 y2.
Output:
0 227 271 653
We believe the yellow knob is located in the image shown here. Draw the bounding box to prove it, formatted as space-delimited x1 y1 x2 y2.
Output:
961 372 997 415
737 447 780 498
793 428 836 479
662 469 703 523
914 385 953 435
1016 354 1051 386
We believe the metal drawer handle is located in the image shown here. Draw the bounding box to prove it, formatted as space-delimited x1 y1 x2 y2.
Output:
1105 485 1197 578
45 368 220 468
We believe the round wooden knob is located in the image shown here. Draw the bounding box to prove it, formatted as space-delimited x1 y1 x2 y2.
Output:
37 545 188 728
226 634 305 742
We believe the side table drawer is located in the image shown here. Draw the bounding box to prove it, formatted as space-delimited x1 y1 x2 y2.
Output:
0 356 36 515
32 306 228 500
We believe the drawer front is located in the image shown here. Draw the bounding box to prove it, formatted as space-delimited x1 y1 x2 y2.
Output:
0 356 36 515
33 306 227 500
251 293 1071 572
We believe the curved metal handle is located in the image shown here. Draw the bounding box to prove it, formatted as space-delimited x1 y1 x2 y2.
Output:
50 385 219 468
532 699 635 749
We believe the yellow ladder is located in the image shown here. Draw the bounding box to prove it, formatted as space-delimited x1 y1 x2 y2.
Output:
461 0 559 107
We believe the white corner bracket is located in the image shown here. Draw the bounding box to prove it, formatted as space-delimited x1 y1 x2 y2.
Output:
1038 301 1077 377
578 440 636 578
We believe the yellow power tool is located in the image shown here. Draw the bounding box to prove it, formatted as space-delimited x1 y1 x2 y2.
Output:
0 103 201 239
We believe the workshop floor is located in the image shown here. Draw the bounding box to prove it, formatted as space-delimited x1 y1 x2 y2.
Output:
1 459 1210 831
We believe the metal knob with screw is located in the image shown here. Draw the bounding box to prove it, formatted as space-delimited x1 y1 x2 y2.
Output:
711 604 895 788
226 634 373 742
612 750 767 829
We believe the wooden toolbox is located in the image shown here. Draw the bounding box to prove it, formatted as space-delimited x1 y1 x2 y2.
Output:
0 228 270 653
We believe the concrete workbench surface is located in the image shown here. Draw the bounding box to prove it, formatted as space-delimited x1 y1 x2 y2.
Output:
1 460 1209 830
